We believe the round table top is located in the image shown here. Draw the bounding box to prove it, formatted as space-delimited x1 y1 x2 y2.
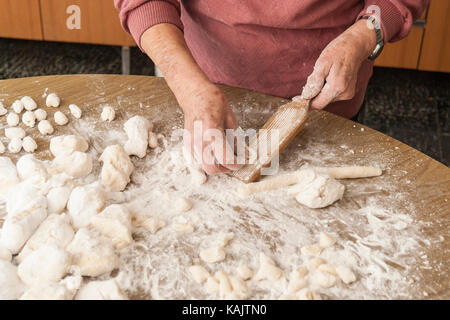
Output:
0 75 449 299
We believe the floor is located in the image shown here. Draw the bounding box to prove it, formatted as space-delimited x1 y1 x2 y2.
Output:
0 38 448 166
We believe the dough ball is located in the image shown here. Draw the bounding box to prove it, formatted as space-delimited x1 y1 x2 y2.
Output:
38 120 54 135
317 264 337 275
18 245 70 286
20 282 74 300
34 108 47 121
287 267 308 293
0 141 4 154
67 183 105 229
214 270 233 298
123 115 151 158
319 232 337 248
189 265 210 284
311 271 337 288
22 111 36 127
67 228 119 277
307 257 326 271
54 111 69 126
174 197 193 213
8 137 22 153
335 266 356 284
22 136 38 153
289 170 345 209
17 214 74 263
69 104 82 118
75 279 127 300
7 112 20 126
90 204 133 249
237 263 253 280
5 127 25 139
52 151 93 178
46 93 60 108
12 100 24 113
47 185 72 214
141 217 166 234
172 222 194 233
99 144 134 192
200 246 226 263
0 102 7 116
300 244 323 256
21 96 37 111
0 260 26 300
100 106 115 122
229 275 248 298
16 154 48 181
253 252 283 282
49 135 89 157
148 130 158 148
0 156 20 194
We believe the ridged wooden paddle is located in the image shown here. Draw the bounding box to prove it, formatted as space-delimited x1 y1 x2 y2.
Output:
229 98 310 183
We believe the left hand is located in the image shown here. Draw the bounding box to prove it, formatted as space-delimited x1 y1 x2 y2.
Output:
301 19 378 109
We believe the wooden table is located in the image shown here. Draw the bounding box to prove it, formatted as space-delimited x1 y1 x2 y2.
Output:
0 75 449 299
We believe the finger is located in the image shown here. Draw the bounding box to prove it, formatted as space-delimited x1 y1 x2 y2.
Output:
309 82 338 109
212 133 243 171
309 63 347 109
301 59 331 100
200 141 230 174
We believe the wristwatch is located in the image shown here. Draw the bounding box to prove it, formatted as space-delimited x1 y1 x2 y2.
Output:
359 15 384 61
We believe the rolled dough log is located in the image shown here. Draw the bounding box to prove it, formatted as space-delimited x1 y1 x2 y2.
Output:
316 166 382 179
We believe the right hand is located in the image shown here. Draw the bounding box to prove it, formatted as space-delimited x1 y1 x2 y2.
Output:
180 83 242 175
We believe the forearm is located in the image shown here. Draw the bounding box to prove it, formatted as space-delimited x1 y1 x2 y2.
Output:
141 23 214 112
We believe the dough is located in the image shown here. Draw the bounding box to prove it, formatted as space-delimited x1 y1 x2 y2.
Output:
1 182 47 253
214 270 233 298
141 217 166 234
5 127 26 139
8 137 22 153
90 204 133 249
311 271 337 288
75 279 127 300
22 111 36 127
296 288 322 300
0 102 7 116
52 151 93 178
0 156 20 194
200 246 226 263
0 260 26 300
307 257 326 271
174 197 193 213
46 93 60 107
237 263 253 280
69 104 82 118
16 154 48 181
54 111 69 125
319 232 337 248
205 276 220 293
22 136 38 153
0 244 12 261
335 266 356 284
318 166 383 179
0 141 4 154
148 131 158 148
288 170 345 209
47 185 72 214
253 252 283 281
21 96 37 111
238 171 303 196
300 244 323 256
229 275 248 298
67 228 119 277
17 245 70 286
189 265 210 284
49 135 89 157
7 112 20 126
17 214 74 263
317 264 337 275
67 183 105 229
123 115 151 158
20 282 75 300
34 108 47 121
182 146 207 185
38 120 54 135
287 267 308 293
99 144 134 192
101 106 115 122
172 222 194 233
12 100 24 113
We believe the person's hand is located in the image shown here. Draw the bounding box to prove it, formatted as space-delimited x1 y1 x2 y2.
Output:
181 82 241 175
301 19 378 109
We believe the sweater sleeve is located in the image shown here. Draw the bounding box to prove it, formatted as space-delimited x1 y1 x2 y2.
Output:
357 0 429 42
114 0 183 49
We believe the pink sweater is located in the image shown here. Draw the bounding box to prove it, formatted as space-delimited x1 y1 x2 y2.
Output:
115 0 428 118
